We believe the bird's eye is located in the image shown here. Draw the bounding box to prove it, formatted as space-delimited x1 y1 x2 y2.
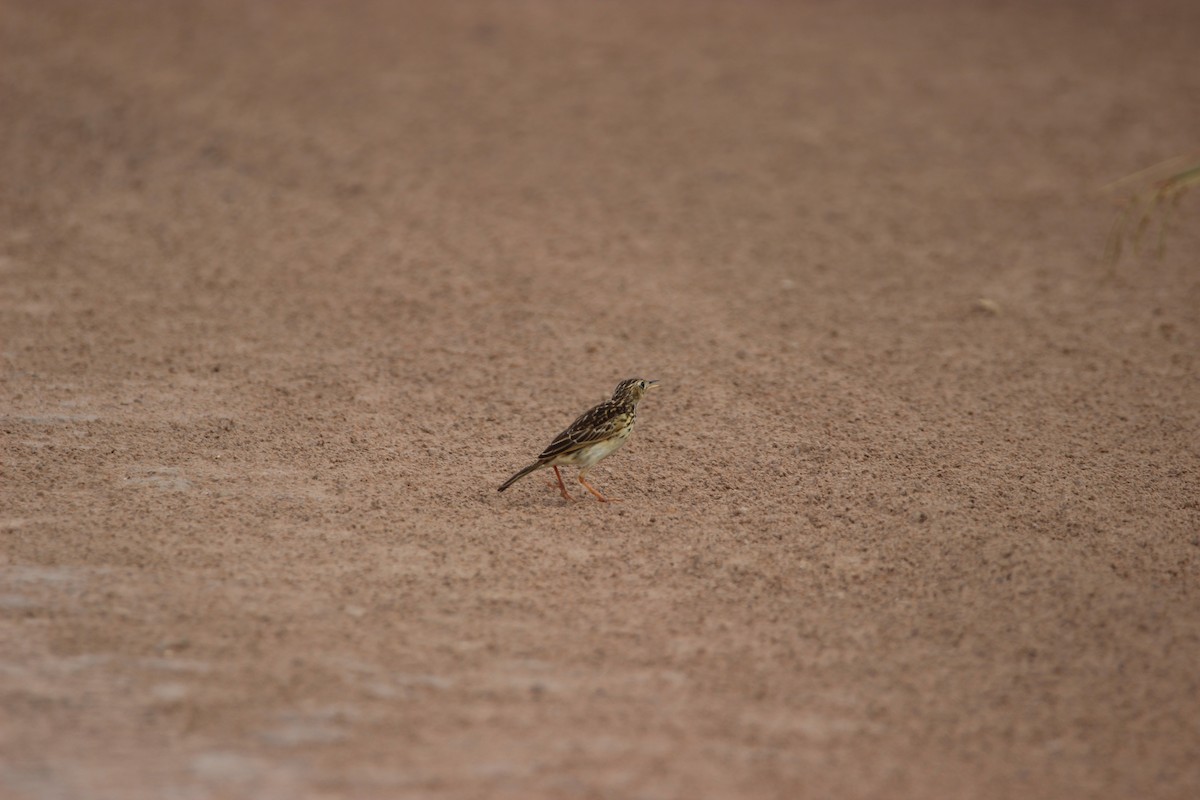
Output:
639 381 646 388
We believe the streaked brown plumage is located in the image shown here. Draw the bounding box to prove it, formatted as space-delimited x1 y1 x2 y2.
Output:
498 378 660 502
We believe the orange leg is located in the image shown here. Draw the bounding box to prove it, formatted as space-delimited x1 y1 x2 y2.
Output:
579 469 620 503
550 465 575 502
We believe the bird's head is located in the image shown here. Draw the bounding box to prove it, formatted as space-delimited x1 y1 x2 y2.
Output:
612 377 660 404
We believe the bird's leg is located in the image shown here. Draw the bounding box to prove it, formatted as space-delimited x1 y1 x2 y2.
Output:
543 466 572 498
552 465 575 502
578 469 619 503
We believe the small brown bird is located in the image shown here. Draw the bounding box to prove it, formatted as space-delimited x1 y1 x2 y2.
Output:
498 378 660 502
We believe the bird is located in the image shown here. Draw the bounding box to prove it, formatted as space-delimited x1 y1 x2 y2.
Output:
498 377 660 502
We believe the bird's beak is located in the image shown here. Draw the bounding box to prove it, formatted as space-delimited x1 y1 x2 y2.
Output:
646 380 661 389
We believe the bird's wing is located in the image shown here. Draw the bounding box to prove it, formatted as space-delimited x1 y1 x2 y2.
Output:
538 401 625 460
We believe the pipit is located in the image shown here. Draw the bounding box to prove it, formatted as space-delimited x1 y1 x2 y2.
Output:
498 377 660 502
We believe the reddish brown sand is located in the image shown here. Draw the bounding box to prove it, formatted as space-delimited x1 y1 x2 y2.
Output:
3 2 1199 798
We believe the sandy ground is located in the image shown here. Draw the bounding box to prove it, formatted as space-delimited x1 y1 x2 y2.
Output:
3 1 1200 798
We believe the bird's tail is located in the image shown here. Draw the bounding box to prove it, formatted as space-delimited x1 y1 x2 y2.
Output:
498 461 544 492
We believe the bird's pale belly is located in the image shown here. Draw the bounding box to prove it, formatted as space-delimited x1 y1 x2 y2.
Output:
559 426 631 467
